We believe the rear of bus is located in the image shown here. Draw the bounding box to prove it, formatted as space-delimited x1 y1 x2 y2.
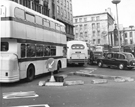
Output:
67 41 89 66
0 1 20 82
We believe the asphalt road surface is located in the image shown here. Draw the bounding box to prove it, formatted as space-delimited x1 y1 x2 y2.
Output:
1 64 135 107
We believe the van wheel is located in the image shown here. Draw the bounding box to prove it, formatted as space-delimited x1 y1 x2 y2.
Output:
26 65 35 82
98 61 103 67
119 64 124 70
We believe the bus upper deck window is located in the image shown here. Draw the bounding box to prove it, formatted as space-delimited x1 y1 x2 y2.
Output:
1 42 9 51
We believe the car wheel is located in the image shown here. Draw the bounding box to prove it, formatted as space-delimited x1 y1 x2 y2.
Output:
98 61 103 67
118 64 124 70
127 67 134 70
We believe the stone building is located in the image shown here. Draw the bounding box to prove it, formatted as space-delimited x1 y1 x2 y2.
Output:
73 12 114 47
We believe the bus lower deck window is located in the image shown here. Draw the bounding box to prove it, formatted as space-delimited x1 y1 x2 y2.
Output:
1 42 9 51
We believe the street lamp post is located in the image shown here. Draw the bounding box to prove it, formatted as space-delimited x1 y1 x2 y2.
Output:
112 0 121 52
129 25 134 44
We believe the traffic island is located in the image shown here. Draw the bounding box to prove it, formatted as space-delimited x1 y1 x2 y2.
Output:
114 76 134 82
68 71 135 83
64 80 84 86
91 79 108 84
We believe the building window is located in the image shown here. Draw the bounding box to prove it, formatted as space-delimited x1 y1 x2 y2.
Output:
75 19 78 23
85 32 88 37
57 5 60 14
91 17 95 21
79 18 82 22
96 16 100 20
61 7 63 16
61 0 63 5
80 24 83 30
64 0 66 7
76 33 78 38
130 39 133 44
84 24 87 29
67 1 69 9
98 39 100 44
92 23 95 29
68 12 70 20
93 39 96 44
124 33 127 38
65 10 67 18
80 32 83 37
70 14 72 22
70 4 72 11
97 23 100 28
84 17 87 22
75 25 78 30
130 32 132 38
92 31 95 36
124 39 128 45
97 30 100 36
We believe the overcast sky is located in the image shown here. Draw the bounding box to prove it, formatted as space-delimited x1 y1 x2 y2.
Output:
72 0 135 27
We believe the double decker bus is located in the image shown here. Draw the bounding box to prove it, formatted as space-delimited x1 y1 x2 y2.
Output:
0 0 67 82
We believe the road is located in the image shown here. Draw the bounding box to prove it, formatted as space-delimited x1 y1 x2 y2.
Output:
1 64 135 107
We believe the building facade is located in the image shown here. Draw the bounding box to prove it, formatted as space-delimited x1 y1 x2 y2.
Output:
11 0 74 41
73 12 114 47
49 0 74 41
121 27 135 55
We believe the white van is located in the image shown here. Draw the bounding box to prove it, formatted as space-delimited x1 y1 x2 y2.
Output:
67 40 89 66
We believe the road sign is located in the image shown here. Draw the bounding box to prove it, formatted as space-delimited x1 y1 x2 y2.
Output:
46 58 56 72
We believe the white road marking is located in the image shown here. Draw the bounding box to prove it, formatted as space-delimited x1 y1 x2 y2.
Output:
10 104 50 107
3 91 39 99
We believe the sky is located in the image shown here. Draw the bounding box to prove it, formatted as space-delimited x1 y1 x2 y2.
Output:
72 0 135 27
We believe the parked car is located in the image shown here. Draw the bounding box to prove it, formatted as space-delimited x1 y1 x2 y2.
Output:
97 52 135 70
88 51 107 65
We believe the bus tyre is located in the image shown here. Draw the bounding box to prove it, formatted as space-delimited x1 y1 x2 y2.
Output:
26 65 35 82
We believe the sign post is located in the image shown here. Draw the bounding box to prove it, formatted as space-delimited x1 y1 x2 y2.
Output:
46 58 56 82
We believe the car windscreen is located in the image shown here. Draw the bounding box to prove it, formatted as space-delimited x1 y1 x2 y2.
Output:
124 53 135 59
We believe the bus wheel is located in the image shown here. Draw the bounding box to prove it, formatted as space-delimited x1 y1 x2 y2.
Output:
26 65 35 82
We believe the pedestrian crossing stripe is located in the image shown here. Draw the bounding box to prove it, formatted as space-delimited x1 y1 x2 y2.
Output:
10 104 50 107
3 91 39 99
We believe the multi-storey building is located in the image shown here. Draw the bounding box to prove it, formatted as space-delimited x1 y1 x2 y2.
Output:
122 27 135 45
49 0 74 41
121 27 135 55
73 12 114 47
11 0 74 41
